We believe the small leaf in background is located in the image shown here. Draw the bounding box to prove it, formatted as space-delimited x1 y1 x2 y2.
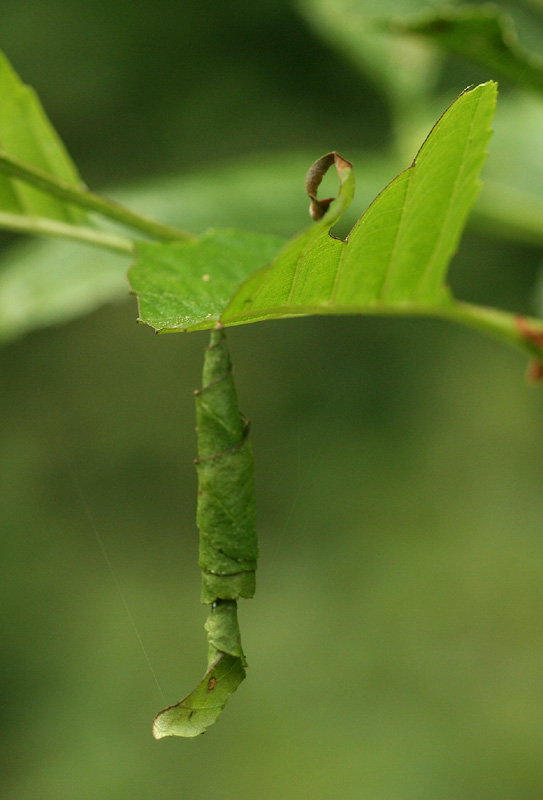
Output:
473 90 543 246
0 51 87 224
296 0 444 112
0 239 131 343
389 5 543 96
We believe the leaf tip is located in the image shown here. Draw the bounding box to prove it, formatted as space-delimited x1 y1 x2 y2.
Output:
152 653 246 740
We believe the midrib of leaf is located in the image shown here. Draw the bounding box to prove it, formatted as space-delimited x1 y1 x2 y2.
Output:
328 170 411 307
283 229 321 304
378 169 419 302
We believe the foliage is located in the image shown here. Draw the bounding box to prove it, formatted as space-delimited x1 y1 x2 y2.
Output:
133 86 499 330
1 3 543 341
1 0 542 754
1 54 539 363
387 5 543 97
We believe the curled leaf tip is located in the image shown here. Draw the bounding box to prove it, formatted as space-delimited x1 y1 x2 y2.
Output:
306 151 352 221
152 652 246 739
154 330 257 739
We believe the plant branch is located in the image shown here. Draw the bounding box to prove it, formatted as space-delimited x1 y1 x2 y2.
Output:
0 151 194 242
442 301 543 361
0 211 135 254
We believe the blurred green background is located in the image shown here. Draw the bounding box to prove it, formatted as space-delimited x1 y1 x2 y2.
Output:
2 1 543 798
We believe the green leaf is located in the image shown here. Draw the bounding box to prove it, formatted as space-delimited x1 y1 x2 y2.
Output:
222 82 496 324
223 151 357 322
389 5 543 96
128 83 543 366
130 229 286 333
154 600 246 739
131 83 498 330
223 82 496 323
0 239 132 343
0 51 87 224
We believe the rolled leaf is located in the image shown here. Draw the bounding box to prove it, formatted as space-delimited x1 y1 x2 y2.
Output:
195 326 257 604
153 326 257 738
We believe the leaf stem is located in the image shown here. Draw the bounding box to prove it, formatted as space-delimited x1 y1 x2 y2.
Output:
0 211 135 254
440 301 543 360
223 300 543 364
0 151 194 242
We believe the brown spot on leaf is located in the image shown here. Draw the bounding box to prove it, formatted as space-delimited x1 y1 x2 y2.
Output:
207 676 217 692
